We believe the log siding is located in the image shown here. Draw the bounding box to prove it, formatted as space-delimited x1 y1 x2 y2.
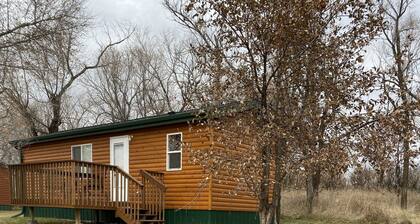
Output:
22 123 211 210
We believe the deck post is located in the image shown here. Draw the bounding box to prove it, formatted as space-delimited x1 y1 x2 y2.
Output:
75 208 81 224
27 207 38 224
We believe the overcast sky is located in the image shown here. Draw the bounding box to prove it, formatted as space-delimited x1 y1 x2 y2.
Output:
86 0 183 35
86 0 420 34
84 0 420 68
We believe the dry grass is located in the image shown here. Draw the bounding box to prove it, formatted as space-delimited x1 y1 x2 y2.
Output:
282 189 420 224
0 217 72 224
0 211 20 218
0 211 72 224
1 190 419 223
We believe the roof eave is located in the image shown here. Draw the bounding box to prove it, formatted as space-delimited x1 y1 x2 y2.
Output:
10 111 201 148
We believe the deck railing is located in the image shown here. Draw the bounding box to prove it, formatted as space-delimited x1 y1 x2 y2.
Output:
9 161 166 223
8 161 144 209
140 169 166 221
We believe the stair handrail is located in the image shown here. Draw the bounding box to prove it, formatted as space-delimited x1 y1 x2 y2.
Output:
140 170 165 190
140 169 165 221
113 165 144 188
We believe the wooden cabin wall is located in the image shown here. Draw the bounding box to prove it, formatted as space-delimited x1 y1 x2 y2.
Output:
22 123 211 210
209 141 259 212
205 129 260 212
208 128 280 212
0 166 11 205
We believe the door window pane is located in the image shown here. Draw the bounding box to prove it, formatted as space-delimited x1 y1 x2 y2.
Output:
113 143 124 169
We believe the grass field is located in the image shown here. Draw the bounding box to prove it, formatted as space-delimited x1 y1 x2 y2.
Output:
0 213 416 224
0 211 72 224
0 189 418 223
0 214 384 224
0 210 20 218
282 189 420 224
0 214 415 224
0 212 363 224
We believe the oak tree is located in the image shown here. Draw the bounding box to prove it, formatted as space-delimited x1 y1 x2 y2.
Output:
166 0 382 223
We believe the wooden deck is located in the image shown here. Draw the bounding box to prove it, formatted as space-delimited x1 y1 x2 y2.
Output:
8 160 165 224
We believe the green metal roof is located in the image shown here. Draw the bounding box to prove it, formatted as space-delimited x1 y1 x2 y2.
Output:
11 110 198 147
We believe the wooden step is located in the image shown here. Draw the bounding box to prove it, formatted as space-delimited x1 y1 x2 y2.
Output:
115 208 136 224
116 207 165 224
123 207 149 214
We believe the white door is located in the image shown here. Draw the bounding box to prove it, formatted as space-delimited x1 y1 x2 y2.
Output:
110 136 129 201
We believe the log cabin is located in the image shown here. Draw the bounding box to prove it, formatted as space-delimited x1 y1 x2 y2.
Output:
4 111 259 224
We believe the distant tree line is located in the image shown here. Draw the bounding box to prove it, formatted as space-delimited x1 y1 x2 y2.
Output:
281 165 420 192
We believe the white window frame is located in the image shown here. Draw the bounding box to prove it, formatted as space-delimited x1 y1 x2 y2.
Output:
166 132 183 171
71 143 93 162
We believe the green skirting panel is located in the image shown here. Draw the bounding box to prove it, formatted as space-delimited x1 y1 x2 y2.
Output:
166 209 259 224
23 207 116 222
0 205 13 211
22 207 259 224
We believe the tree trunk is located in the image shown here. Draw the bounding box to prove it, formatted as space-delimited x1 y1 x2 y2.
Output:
275 190 281 224
378 169 384 188
274 139 285 224
306 175 315 214
259 145 273 224
259 207 275 224
391 7 411 209
395 153 401 191
313 170 321 198
306 169 320 214
259 139 285 224
400 139 410 209
48 96 62 133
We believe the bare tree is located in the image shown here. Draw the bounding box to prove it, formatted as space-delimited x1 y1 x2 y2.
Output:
59 93 94 129
130 32 203 114
84 47 145 123
0 0 85 51
130 32 177 115
0 0 88 97
84 31 203 123
1 4 132 136
162 35 205 111
376 0 420 209
0 95 29 164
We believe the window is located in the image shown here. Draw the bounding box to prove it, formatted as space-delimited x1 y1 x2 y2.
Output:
167 133 182 171
71 144 92 162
